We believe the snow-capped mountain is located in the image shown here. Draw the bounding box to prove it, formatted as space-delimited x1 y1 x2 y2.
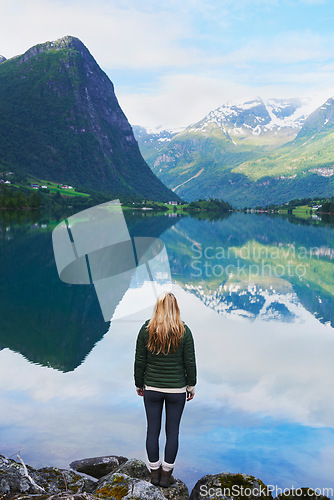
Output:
134 96 319 155
132 125 184 160
132 126 179 143
189 97 316 139
297 96 334 139
133 94 333 206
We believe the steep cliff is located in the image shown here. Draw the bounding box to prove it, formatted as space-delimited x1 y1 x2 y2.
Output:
0 36 178 201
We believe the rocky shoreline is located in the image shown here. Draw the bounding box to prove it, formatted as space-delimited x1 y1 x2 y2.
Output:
0 454 330 500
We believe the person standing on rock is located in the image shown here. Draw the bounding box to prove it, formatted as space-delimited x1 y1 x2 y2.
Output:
134 291 197 488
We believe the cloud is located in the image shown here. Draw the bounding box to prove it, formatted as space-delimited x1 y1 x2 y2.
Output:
1 0 199 69
177 287 334 429
118 74 252 129
1 0 333 129
219 31 334 66
118 69 334 129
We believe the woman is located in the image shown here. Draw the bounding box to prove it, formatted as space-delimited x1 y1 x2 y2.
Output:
134 291 197 488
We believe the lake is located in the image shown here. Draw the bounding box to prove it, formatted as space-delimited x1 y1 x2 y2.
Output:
0 208 333 495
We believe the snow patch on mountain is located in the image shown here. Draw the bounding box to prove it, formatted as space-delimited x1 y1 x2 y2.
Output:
185 282 307 322
192 96 321 138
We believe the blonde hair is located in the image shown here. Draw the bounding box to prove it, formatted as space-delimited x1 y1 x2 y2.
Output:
147 292 185 355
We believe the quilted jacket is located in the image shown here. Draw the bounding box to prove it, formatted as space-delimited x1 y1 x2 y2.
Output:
134 320 197 389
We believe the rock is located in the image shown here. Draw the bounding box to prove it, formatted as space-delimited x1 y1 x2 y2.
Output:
93 460 189 500
10 495 97 500
32 467 96 494
190 472 273 500
70 455 128 479
0 455 35 496
94 471 168 499
113 458 151 481
277 488 330 500
157 478 189 500
4 454 326 500
0 455 95 498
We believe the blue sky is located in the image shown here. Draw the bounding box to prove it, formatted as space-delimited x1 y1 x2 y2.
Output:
1 0 334 128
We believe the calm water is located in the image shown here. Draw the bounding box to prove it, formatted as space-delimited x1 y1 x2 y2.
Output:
0 209 334 494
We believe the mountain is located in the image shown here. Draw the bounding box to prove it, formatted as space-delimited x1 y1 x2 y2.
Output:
231 96 334 199
0 36 178 201
134 97 311 161
296 96 334 139
132 126 180 162
187 97 310 142
135 97 333 206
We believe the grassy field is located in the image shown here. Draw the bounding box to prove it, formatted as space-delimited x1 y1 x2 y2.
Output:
12 177 91 197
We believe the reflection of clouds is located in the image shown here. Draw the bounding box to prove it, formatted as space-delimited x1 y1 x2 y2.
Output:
112 282 173 321
0 330 147 468
1 284 334 491
174 286 334 428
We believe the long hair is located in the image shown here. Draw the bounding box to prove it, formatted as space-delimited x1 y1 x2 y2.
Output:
147 292 185 355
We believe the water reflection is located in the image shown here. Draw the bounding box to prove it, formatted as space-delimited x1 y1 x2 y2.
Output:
0 214 109 371
0 210 333 494
0 211 177 371
161 213 334 326
1 210 333 366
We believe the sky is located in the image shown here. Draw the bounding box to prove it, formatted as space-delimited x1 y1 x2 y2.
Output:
1 0 334 129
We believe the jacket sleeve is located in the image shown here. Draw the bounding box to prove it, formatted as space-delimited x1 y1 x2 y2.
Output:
134 323 148 389
183 326 197 387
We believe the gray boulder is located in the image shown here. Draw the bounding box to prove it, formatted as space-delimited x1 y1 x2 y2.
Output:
0 455 35 496
111 458 189 499
0 455 95 497
158 478 189 500
94 471 168 499
94 458 189 500
70 455 128 479
10 495 98 499
113 458 151 481
32 467 96 494
190 472 273 500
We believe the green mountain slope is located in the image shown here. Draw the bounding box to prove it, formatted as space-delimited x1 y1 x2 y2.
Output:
0 36 178 201
143 122 296 206
136 98 334 207
231 97 334 203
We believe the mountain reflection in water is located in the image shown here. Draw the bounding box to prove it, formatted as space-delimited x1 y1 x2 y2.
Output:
0 209 333 494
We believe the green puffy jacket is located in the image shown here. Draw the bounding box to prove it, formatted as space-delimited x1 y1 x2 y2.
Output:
134 320 197 389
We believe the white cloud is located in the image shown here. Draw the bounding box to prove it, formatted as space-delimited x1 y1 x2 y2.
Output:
118 70 334 129
1 0 199 69
175 286 334 429
1 0 333 129
119 74 253 129
219 31 334 66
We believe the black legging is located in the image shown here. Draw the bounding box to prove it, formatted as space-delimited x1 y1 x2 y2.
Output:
144 390 186 464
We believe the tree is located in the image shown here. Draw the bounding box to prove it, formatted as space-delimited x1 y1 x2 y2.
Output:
29 192 41 209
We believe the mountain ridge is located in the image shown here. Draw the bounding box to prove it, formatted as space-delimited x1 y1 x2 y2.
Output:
134 95 334 206
0 36 178 201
